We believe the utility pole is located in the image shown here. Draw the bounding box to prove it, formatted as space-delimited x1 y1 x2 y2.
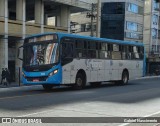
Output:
86 3 96 37
96 0 101 37
91 3 94 37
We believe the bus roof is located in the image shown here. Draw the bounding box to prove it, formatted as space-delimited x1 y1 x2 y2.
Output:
25 32 144 46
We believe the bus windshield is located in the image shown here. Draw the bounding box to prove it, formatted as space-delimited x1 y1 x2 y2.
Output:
23 42 59 66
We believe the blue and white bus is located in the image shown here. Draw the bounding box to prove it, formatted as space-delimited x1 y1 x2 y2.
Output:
19 32 145 90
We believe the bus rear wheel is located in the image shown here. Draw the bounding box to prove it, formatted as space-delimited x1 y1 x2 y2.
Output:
42 84 54 91
120 71 129 85
74 73 86 89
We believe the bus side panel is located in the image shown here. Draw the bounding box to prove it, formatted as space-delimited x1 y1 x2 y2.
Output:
62 62 73 84
62 59 91 84
135 61 143 78
104 60 112 81
118 60 125 80
98 60 105 82
120 60 143 80
110 60 119 80
72 59 91 84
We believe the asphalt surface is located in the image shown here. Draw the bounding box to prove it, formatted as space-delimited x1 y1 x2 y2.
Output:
0 76 160 126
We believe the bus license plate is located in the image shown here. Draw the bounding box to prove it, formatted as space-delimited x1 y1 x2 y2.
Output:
33 79 39 82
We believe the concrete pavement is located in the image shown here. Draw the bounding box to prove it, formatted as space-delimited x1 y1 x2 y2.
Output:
0 82 21 88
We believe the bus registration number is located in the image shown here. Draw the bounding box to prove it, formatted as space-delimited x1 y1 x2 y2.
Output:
33 79 39 82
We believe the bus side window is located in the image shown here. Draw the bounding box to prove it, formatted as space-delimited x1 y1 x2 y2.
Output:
62 42 74 58
108 44 113 52
133 46 140 59
137 47 144 59
75 39 87 58
125 46 130 60
99 43 110 59
108 44 112 59
87 41 98 59
139 47 144 59
122 46 131 60
112 44 121 60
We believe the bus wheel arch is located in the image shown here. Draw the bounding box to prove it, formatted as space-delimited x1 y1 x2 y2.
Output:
74 69 86 89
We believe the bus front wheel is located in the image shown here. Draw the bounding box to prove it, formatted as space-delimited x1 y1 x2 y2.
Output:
42 84 54 91
74 73 86 89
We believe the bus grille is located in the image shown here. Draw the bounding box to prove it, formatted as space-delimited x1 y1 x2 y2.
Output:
26 76 48 82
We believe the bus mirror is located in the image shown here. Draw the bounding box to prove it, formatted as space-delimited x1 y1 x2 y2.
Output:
18 46 23 60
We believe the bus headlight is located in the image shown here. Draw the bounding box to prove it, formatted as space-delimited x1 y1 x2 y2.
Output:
49 69 58 77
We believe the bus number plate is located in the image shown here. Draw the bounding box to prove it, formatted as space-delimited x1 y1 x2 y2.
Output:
33 79 39 82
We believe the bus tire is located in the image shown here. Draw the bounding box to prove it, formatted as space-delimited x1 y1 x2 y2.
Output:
42 84 54 91
120 71 129 85
74 73 86 89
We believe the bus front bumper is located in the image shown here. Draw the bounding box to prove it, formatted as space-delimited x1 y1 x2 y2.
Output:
22 72 62 85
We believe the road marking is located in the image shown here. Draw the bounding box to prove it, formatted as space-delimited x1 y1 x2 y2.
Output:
119 110 160 126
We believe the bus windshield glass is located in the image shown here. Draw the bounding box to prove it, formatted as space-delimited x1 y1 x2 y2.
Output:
23 34 59 66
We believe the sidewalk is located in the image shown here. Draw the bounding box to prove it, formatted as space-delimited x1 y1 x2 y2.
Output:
0 82 22 88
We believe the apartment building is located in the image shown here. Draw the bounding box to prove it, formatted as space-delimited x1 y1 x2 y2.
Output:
143 0 160 74
70 0 97 36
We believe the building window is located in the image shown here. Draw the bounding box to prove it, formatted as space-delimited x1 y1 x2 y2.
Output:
126 22 138 31
125 32 143 40
128 3 138 13
152 14 158 25
157 45 160 53
81 24 91 32
153 0 159 10
102 2 125 14
81 24 86 32
152 28 158 39
126 21 143 32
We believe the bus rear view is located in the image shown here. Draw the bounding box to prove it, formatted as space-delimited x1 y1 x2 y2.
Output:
21 33 62 90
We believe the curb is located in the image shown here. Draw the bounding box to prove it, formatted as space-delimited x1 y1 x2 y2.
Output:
136 75 160 80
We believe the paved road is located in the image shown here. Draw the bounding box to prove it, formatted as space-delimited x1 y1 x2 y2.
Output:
0 77 160 126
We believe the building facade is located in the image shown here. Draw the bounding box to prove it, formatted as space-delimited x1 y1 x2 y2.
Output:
0 0 90 83
101 0 144 42
70 0 97 36
143 0 160 74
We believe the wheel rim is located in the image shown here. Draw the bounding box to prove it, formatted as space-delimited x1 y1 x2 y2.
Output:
77 77 82 86
123 73 128 84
